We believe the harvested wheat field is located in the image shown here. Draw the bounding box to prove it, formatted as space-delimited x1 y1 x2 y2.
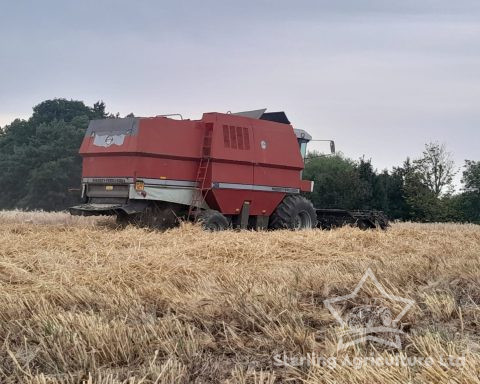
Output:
0 211 479 384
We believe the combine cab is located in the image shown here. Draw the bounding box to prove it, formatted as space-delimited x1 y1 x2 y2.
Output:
70 109 388 230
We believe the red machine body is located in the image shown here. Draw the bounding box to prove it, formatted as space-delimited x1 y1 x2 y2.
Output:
72 109 389 230
78 112 313 217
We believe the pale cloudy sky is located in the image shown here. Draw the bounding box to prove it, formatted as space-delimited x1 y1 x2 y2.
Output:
1 0 479 180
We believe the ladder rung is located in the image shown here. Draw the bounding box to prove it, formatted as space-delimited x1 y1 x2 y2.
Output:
188 126 214 220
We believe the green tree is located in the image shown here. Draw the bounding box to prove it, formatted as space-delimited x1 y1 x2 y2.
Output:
92 101 108 119
356 157 397 213
31 99 93 125
356 157 375 209
403 168 442 221
458 160 480 223
462 160 480 194
375 167 409 220
413 142 456 197
400 144 463 222
303 153 367 209
0 99 112 211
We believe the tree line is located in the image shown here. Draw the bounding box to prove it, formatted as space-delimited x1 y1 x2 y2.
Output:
304 148 479 223
0 98 478 223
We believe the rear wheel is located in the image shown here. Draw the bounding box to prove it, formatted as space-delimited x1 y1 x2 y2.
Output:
269 195 318 230
197 209 229 231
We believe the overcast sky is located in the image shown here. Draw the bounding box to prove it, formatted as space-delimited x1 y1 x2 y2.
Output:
1 0 479 183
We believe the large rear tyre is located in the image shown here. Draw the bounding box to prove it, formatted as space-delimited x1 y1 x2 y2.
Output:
197 210 229 231
269 195 318 230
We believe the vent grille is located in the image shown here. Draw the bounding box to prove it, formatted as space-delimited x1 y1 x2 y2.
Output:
230 126 237 149
236 127 244 150
223 125 230 147
243 127 250 150
223 125 250 150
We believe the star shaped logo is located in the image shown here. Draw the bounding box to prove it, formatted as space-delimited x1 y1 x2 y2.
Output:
323 268 415 350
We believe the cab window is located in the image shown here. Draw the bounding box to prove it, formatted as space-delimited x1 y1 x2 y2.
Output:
299 141 307 160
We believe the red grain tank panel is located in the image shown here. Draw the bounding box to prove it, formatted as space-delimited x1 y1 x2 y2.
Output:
202 113 304 215
80 117 203 181
136 117 204 159
203 112 304 188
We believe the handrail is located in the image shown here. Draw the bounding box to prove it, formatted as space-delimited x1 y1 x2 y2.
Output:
155 113 184 120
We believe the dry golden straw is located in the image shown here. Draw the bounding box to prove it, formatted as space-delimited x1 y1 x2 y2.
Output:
0 211 479 383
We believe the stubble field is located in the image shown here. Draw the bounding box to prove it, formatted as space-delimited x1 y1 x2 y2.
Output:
0 211 479 383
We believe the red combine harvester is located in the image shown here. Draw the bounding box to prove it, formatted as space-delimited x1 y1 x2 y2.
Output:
70 109 388 230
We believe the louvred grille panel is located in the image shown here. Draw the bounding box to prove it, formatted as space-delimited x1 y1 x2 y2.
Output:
223 125 250 151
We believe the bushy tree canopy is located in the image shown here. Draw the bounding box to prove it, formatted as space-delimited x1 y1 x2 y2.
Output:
0 99 109 210
413 142 456 197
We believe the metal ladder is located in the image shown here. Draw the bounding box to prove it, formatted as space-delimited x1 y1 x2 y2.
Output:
187 123 213 220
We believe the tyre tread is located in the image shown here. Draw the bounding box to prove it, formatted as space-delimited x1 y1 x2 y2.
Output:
269 195 317 229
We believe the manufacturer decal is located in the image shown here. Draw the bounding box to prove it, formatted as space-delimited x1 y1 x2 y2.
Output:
93 134 126 148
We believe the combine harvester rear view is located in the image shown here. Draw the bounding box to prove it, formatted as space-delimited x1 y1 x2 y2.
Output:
70 109 388 230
